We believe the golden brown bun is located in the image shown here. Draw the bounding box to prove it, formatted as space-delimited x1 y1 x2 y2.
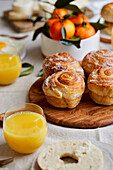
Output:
82 49 113 75
103 21 113 35
101 3 113 23
87 67 113 105
42 71 85 108
43 52 84 79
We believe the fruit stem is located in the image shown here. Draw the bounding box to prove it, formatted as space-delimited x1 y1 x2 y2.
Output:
82 21 87 28
55 9 63 23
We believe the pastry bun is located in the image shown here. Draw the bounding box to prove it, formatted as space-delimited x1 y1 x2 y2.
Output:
101 3 113 23
43 52 84 79
87 67 113 105
42 71 85 108
82 49 113 75
103 21 113 35
38 141 103 170
101 3 113 35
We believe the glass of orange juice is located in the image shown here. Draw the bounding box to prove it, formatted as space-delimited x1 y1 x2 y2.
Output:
3 103 47 154
0 42 22 85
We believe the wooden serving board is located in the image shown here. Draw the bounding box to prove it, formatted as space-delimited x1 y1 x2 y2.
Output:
29 78 113 129
9 20 44 33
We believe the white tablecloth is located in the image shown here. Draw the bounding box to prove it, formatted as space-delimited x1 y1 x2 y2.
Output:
0 1 113 170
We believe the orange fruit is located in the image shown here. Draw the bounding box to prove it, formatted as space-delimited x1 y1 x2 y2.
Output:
69 13 89 24
49 19 75 40
52 8 68 19
75 23 96 39
47 18 60 28
0 42 7 49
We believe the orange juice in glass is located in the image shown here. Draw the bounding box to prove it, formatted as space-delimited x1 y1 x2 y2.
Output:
3 103 47 154
0 42 22 85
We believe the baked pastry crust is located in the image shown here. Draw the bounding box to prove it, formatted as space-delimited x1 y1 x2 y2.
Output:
42 71 85 108
103 21 113 35
87 67 113 105
43 52 84 78
101 3 113 23
82 49 113 75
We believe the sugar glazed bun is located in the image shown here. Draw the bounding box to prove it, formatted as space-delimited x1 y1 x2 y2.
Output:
38 141 103 170
43 52 84 79
101 3 113 23
42 71 85 108
87 67 113 105
82 49 113 75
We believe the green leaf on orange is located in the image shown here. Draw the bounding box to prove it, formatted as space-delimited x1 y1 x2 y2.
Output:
32 26 44 40
32 22 50 41
61 26 66 39
33 17 43 26
74 23 80 27
42 23 50 37
55 0 75 8
63 14 77 20
59 36 81 48
90 22 108 31
64 4 82 14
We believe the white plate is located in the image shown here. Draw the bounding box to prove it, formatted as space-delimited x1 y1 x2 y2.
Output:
0 36 26 60
31 141 113 170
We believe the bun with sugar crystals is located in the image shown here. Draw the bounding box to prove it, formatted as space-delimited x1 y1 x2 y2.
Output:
43 52 84 79
42 71 85 108
82 49 113 75
87 67 113 105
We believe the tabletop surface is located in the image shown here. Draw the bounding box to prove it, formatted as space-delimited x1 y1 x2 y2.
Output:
0 1 113 170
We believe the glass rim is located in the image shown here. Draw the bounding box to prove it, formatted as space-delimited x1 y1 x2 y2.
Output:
0 44 21 70
4 103 45 122
0 43 19 52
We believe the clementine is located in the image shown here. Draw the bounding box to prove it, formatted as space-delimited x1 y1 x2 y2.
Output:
47 18 60 27
69 13 89 24
75 23 96 39
49 19 75 40
52 8 68 19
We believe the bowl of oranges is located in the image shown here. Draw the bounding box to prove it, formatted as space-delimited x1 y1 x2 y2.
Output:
33 0 107 60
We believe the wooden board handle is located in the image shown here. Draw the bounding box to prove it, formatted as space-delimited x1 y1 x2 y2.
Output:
8 11 27 21
0 113 4 127
3 9 27 21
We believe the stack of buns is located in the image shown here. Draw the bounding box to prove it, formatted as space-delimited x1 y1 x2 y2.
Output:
42 52 85 109
82 49 113 105
42 49 113 108
101 3 113 35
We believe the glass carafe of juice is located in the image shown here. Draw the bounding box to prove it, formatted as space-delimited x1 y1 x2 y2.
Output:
0 42 22 85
